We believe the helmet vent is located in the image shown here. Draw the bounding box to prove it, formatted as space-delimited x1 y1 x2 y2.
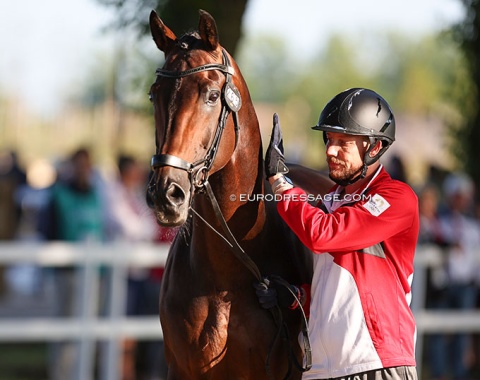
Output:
376 98 382 117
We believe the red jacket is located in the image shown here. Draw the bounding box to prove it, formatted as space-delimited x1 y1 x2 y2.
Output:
277 166 419 379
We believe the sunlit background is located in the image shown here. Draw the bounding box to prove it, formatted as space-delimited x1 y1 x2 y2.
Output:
0 0 468 186
1 1 480 379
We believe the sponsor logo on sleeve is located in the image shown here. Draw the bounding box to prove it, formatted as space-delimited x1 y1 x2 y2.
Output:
362 193 390 216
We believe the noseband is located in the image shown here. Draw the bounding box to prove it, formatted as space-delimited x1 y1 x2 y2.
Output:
150 49 241 190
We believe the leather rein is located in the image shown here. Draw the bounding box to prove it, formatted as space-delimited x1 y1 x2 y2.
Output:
149 49 311 378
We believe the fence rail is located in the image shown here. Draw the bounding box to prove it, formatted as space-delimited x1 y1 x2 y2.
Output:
0 242 479 379
0 317 162 341
0 241 169 380
0 241 169 266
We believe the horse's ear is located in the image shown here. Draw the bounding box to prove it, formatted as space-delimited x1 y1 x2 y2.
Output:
149 10 177 54
198 9 219 51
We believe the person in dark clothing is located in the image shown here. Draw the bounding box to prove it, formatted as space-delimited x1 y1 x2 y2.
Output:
38 147 107 380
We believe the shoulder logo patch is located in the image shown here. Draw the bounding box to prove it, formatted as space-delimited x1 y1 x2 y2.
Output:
362 193 390 216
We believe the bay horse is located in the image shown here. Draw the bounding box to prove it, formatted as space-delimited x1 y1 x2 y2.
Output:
146 9 331 380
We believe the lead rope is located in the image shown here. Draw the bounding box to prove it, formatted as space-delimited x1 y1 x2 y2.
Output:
191 181 312 379
201 181 262 281
269 275 312 373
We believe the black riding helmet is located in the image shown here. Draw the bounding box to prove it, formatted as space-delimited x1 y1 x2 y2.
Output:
312 88 396 185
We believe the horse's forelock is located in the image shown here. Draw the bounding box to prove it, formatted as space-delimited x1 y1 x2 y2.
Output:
176 32 201 50
176 31 221 58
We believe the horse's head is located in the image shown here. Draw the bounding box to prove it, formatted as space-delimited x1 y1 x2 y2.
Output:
146 10 244 227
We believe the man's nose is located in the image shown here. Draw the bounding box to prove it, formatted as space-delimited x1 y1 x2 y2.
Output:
326 143 339 157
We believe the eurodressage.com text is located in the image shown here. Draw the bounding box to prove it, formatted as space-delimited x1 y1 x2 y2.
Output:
230 193 373 203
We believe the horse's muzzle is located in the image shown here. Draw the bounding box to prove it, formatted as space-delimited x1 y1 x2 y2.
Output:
146 171 190 227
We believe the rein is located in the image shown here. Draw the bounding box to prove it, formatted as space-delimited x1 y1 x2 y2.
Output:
150 48 311 378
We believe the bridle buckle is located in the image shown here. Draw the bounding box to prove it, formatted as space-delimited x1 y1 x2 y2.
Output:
193 166 209 189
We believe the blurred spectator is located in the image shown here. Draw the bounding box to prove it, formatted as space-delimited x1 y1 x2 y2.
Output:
387 154 408 183
0 150 27 296
428 172 480 380
106 155 158 242
418 183 443 245
427 164 450 191
105 154 167 380
474 199 480 379
39 148 107 242
38 147 109 380
416 182 452 308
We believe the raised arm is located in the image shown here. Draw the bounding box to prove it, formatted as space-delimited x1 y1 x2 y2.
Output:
287 163 333 196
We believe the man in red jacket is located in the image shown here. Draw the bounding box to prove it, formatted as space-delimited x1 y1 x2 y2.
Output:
257 88 420 380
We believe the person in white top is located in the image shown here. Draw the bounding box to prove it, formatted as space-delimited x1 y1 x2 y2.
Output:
105 155 166 380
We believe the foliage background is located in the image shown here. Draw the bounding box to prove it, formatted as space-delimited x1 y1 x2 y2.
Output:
0 0 477 190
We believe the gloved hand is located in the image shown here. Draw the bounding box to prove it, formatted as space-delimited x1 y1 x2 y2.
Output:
265 113 289 178
254 276 301 310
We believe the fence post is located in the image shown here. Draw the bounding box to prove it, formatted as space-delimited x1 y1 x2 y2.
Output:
77 242 100 380
412 254 427 379
101 244 128 380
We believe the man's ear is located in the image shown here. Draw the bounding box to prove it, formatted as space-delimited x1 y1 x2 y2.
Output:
369 140 383 158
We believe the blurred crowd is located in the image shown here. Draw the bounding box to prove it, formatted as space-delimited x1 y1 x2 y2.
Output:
1 149 480 380
415 168 480 380
0 147 174 380
388 155 480 380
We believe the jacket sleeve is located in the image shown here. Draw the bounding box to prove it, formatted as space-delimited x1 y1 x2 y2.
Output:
276 186 418 254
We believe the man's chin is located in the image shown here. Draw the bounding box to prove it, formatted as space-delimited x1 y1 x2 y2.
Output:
329 169 345 181
329 173 353 187
329 167 360 186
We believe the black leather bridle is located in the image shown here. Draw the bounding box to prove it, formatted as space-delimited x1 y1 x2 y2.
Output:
150 49 242 191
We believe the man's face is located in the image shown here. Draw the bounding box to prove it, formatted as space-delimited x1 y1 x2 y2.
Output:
325 132 369 184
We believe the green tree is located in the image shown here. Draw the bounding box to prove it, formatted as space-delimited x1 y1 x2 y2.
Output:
374 33 466 117
294 34 373 115
237 35 302 103
236 31 467 168
450 0 480 188
96 0 249 56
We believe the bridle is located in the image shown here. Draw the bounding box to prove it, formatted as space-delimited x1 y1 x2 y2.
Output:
148 48 312 378
150 49 242 191
148 47 264 283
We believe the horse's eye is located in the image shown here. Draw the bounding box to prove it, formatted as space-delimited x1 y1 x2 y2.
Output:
148 92 153 103
206 90 220 105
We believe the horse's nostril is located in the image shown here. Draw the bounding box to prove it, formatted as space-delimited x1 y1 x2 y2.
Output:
166 182 186 206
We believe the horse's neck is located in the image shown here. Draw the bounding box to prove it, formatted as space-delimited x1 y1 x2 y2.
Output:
190 117 266 271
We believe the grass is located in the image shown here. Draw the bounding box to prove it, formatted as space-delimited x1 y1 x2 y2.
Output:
0 342 48 380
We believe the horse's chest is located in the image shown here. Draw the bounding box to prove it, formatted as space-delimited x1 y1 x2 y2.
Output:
161 239 274 376
163 291 236 371
192 294 231 356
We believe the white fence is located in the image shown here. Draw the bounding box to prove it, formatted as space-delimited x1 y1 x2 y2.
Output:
411 245 480 378
0 242 479 379
0 241 169 380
